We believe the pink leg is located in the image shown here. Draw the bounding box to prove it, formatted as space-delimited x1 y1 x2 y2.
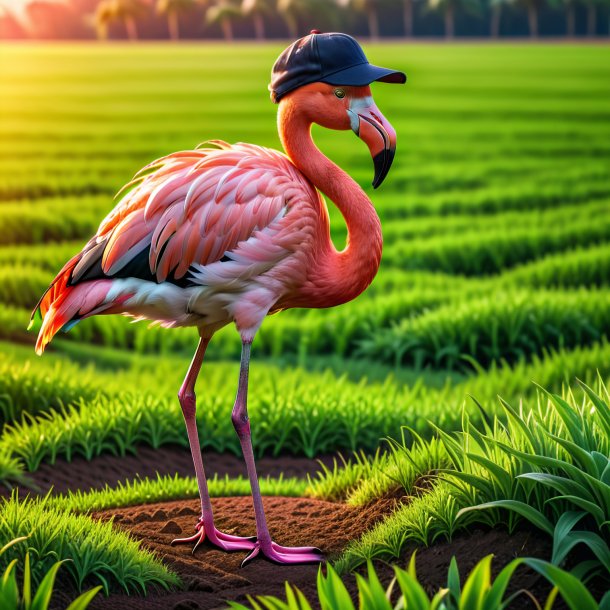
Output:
171 336 256 553
232 340 324 566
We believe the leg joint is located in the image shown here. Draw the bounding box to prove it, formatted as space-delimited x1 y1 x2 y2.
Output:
231 412 250 438
178 390 197 419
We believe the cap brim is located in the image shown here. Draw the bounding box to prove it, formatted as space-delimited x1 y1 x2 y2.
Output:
320 62 406 87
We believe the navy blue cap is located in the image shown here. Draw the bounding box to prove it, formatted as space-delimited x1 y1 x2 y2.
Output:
269 31 407 103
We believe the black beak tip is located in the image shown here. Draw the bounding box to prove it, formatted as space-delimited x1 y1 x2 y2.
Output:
372 149 395 189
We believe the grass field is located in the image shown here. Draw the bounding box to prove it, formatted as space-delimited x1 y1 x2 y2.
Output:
0 42 609 608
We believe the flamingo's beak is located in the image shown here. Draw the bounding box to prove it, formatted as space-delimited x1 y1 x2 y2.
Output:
347 97 397 189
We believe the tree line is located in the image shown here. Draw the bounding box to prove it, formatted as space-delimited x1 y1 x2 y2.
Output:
1 0 608 40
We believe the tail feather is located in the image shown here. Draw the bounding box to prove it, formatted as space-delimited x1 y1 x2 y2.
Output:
30 254 80 327
34 279 113 355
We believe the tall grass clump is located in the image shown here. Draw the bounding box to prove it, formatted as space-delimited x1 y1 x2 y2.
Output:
0 493 179 595
334 379 610 580
0 536 101 610
451 380 610 577
231 556 601 610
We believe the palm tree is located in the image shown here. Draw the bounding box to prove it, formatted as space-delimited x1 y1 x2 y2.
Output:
241 0 271 39
520 0 542 37
487 0 540 37
339 0 382 40
488 0 510 36
548 0 575 36
157 0 196 39
403 0 415 36
95 0 114 38
206 0 241 40
95 0 148 40
276 0 306 37
425 0 480 37
583 0 597 35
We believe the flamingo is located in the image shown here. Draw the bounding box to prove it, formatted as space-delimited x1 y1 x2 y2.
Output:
31 32 405 565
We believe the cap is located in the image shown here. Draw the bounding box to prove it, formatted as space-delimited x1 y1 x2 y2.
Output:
269 31 407 103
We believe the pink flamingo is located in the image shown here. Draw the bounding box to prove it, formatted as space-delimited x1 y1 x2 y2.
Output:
31 32 405 565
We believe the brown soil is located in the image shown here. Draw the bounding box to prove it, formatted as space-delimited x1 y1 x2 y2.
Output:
62 495 395 610
49 495 562 610
367 527 556 609
12 445 583 609
6 445 338 496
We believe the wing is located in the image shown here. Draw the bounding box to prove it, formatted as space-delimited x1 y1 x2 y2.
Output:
70 140 318 287
31 141 320 324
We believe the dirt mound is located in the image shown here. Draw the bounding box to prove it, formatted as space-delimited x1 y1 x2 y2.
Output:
7 446 338 496
78 495 393 610
49 494 566 610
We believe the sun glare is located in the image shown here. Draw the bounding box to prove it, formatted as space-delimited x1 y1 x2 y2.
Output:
0 0 66 23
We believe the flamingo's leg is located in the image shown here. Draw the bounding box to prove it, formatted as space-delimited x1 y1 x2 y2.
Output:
232 339 324 566
171 336 256 553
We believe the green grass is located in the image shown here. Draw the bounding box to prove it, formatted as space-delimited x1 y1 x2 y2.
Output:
2 338 610 488
358 289 610 370
230 557 600 610
1 42 609 605
332 380 610 579
1 44 608 368
0 493 179 595
50 473 307 513
0 536 102 610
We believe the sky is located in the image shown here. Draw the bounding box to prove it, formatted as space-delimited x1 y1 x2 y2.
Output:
1 0 31 17
0 0 65 25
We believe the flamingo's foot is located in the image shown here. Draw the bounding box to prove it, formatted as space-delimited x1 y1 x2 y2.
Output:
242 539 324 566
171 518 257 553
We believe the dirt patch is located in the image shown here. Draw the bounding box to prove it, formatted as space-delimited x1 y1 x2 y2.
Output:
64 495 395 610
6 445 339 496
363 526 555 609
50 495 566 610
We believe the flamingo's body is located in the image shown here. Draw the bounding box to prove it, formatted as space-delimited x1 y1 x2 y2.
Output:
33 32 404 565
34 142 334 352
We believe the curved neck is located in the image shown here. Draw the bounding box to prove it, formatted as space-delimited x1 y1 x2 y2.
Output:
278 99 383 306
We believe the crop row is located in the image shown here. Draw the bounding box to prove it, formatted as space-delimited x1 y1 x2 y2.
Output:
380 172 610 220
0 196 108 245
381 198 609 243
3 187 607 254
502 242 610 289
384 210 610 275
3 145 605 217
7 282 464 361
51 472 306 514
3 336 610 488
0 240 84 272
4 239 609 314
5 273 610 376
358 288 610 370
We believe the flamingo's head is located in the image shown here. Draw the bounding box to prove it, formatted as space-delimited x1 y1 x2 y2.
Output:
270 32 406 188
288 84 398 189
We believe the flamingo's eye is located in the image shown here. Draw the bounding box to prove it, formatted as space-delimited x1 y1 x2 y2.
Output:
334 89 346 99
